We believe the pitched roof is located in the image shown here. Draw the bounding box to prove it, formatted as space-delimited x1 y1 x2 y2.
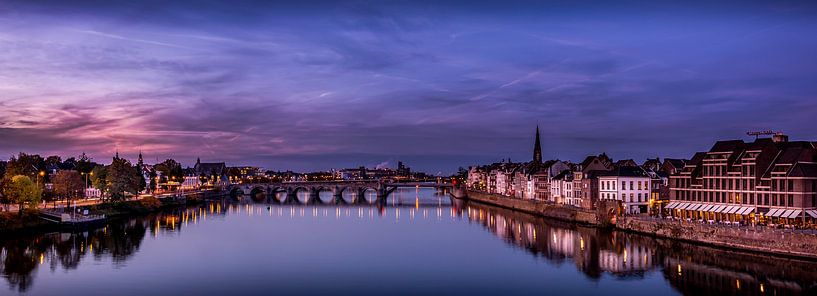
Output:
789 162 817 178
663 158 686 169
598 166 649 178
195 162 226 175
710 140 745 153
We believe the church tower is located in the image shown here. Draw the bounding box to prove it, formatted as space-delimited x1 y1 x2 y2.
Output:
533 126 542 164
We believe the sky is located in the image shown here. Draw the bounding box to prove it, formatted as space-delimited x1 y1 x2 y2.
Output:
1 0 817 174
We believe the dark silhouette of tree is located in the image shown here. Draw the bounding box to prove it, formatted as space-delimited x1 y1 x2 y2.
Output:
106 157 140 201
90 165 108 199
52 170 85 207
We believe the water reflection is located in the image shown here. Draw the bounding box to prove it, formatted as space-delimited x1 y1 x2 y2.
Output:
0 219 148 293
2 195 817 295
453 199 817 295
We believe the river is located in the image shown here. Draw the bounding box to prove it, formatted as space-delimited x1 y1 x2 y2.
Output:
1 188 815 295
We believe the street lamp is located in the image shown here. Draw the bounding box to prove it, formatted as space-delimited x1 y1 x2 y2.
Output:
37 171 45 187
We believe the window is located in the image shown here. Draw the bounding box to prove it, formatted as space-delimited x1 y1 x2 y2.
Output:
622 181 626 190
637 181 642 190
629 181 634 190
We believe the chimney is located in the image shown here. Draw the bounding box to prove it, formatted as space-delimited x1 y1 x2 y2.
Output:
772 132 789 143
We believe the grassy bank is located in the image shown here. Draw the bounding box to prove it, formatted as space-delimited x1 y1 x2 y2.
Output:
0 196 206 234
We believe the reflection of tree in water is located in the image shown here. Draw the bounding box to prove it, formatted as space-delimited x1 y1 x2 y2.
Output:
1 238 39 292
0 217 150 292
0 203 226 293
94 220 148 265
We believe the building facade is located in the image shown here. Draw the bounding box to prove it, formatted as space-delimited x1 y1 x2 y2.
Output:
667 134 817 224
598 166 652 215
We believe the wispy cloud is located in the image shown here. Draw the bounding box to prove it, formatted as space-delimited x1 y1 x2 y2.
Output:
1 0 816 172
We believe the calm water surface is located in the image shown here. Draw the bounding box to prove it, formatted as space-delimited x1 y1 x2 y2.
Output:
2 188 816 295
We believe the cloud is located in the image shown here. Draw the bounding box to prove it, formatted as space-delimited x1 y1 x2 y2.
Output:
1 0 817 173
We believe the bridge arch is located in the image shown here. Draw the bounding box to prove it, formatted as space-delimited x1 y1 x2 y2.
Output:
249 186 267 202
314 187 335 203
268 186 287 203
229 186 245 198
290 187 311 203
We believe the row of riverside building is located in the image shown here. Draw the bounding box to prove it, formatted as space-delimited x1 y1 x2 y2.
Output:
465 128 817 226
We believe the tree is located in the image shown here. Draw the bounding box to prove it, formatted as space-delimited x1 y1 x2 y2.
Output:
52 170 84 207
106 157 140 201
154 159 184 183
90 165 108 199
135 165 146 194
148 170 157 193
4 153 44 180
74 153 94 175
3 175 42 215
45 155 62 169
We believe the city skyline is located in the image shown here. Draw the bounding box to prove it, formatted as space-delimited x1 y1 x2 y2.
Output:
2 1 817 173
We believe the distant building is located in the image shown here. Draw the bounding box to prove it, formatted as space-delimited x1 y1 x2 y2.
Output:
573 153 614 209
194 158 229 187
598 166 652 215
550 170 575 205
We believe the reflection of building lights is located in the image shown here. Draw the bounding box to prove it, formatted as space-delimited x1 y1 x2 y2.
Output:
760 283 765 293
736 279 741 290
677 264 682 276
580 238 585 251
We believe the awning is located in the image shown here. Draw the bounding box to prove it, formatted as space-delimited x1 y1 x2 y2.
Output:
739 207 755 215
722 206 736 213
702 204 714 212
709 205 721 213
766 209 780 217
728 206 741 214
678 203 689 210
688 204 701 211
780 209 795 219
666 202 678 209
787 210 802 219
807 210 817 218
711 205 724 213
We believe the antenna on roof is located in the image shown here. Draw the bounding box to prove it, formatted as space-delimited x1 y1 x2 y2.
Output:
746 130 782 140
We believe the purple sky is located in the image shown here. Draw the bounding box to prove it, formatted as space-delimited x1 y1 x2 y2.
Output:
1 1 817 174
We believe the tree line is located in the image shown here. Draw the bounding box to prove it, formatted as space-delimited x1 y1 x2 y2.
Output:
0 152 187 214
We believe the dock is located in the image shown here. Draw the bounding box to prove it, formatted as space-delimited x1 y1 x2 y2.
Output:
40 210 107 227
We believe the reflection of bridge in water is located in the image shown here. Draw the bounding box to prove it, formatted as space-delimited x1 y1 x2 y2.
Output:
228 181 453 204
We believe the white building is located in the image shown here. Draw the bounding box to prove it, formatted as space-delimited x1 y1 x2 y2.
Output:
598 166 651 214
493 170 512 196
548 171 577 206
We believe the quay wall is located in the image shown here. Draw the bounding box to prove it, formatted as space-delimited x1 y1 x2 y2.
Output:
462 189 817 260
617 217 817 260
465 190 600 225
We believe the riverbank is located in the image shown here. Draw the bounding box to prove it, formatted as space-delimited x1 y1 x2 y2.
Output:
0 193 222 234
617 217 817 260
463 190 614 226
460 189 817 261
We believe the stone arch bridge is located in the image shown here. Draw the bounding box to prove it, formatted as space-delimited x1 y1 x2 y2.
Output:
227 181 453 204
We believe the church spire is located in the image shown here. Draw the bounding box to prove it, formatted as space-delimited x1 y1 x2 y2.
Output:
533 125 542 163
